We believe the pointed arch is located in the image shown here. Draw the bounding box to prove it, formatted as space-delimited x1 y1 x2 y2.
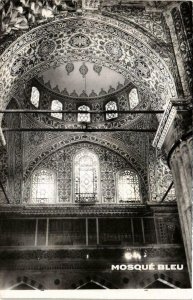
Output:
30 87 40 108
105 101 118 120
77 105 91 123
73 149 100 203
129 88 139 109
76 280 108 289
117 169 141 203
51 100 63 119
31 168 57 204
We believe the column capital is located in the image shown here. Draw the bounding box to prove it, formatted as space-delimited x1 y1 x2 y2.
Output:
152 97 192 150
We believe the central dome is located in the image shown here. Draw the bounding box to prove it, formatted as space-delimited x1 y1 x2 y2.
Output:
37 61 127 99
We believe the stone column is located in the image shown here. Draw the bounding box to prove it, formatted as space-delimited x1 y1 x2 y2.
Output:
153 98 192 281
169 136 192 278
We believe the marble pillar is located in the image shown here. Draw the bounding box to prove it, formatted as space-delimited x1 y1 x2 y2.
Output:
153 99 192 281
169 136 192 278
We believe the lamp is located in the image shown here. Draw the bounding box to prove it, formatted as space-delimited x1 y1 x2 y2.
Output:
124 249 143 261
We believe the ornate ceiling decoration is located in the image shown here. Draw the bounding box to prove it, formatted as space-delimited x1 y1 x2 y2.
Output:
37 61 126 98
0 0 75 37
0 13 177 128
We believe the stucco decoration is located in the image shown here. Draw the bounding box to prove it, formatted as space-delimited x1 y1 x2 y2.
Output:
148 147 176 203
14 80 151 130
171 6 192 93
0 14 177 129
23 142 147 204
69 33 92 48
0 0 74 37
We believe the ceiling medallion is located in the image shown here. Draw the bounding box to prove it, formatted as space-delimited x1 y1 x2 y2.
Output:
38 40 56 57
79 62 88 78
134 58 151 78
65 62 74 75
105 41 123 60
93 64 102 76
11 57 26 76
68 33 91 48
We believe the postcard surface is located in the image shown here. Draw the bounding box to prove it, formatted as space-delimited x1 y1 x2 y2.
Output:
0 0 192 299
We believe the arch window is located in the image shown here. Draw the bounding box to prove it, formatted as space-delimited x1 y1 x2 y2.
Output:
31 169 56 204
77 105 90 123
105 101 118 120
117 170 141 203
74 150 99 203
129 88 139 109
51 100 63 119
30 87 40 108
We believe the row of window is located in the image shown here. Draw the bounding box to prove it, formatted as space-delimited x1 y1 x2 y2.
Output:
31 150 141 204
30 87 140 121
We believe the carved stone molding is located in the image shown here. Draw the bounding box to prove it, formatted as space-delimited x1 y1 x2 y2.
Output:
152 97 192 150
0 204 148 217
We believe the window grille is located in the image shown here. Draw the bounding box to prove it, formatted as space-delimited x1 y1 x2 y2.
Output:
77 105 90 123
31 169 56 204
74 150 99 203
105 101 118 120
51 100 63 119
117 170 141 202
30 87 40 108
129 88 139 109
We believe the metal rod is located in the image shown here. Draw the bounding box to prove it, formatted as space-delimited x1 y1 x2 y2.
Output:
0 109 165 114
0 179 10 204
160 182 174 203
2 128 157 132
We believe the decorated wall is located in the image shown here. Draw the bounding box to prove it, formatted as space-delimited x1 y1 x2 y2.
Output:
23 142 146 204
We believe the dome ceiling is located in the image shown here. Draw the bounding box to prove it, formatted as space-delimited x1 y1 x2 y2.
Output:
0 13 177 131
37 61 127 98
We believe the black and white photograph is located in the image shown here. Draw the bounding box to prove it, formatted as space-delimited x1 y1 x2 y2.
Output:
0 0 192 298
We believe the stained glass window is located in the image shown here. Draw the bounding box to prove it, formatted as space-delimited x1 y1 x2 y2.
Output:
129 88 139 109
74 150 99 203
77 105 90 123
117 170 141 203
51 100 63 120
31 169 56 204
105 101 118 120
30 87 40 108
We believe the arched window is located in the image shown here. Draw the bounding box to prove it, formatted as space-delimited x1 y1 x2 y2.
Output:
105 101 118 120
51 100 63 119
30 87 40 108
117 170 141 203
77 105 90 123
129 88 139 109
74 150 99 203
31 169 56 204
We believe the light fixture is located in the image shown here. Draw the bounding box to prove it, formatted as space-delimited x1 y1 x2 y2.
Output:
124 251 132 260
124 249 142 261
132 251 141 260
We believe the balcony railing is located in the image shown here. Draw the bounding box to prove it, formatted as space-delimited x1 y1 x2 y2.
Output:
74 193 97 204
